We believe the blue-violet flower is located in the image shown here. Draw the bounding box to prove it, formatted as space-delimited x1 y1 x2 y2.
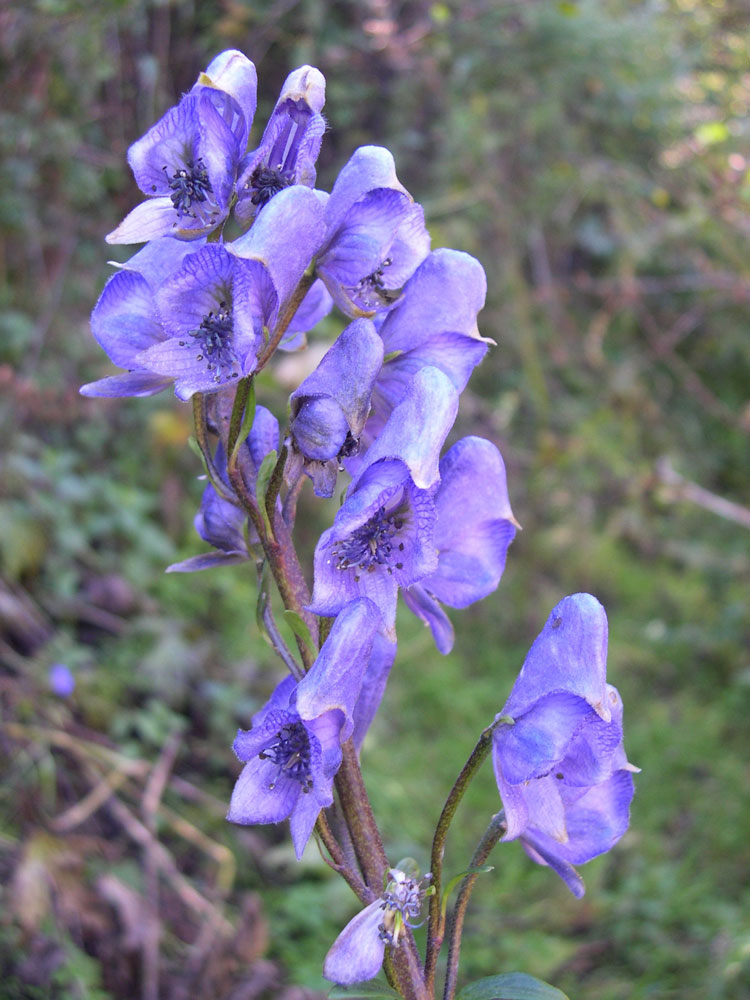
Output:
227 598 381 857
492 593 638 897
107 51 257 244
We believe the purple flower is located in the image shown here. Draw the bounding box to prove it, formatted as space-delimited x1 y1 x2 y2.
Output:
316 146 430 318
228 598 381 858
402 437 518 654
236 65 326 223
492 594 637 897
134 243 273 398
324 868 432 985
308 366 458 636
84 188 325 401
48 663 75 697
288 318 384 496
107 51 257 244
80 238 200 398
167 405 280 572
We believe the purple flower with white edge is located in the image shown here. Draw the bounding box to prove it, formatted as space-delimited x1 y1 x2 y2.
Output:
236 65 326 223
403 436 518 655
107 51 257 244
308 366 458 637
80 238 201 398
324 867 432 986
492 593 638 897
167 405 280 572
228 598 381 858
316 146 430 318
289 318 384 496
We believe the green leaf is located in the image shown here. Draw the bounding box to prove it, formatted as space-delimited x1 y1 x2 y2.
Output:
229 379 256 468
255 449 277 537
329 983 401 999
456 973 570 1000
283 609 317 661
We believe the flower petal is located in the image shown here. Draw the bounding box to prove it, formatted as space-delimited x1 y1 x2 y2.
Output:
356 366 458 490
501 594 611 723
323 899 387 985
296 597 382 742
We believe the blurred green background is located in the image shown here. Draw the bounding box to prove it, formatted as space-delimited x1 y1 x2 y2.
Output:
1 1 749 998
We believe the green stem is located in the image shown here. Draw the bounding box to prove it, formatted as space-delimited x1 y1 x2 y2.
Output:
255 270 317 374
425 719 505 992
226 376 253 468
442 812 506 1000
265 443 288 526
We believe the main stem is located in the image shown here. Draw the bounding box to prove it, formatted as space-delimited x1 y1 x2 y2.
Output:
216 270 430 999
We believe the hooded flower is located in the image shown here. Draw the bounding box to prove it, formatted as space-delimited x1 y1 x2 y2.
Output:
228 598 381 858
167 405 280 572
324 868 432 986
361 248 491 449
315 146 430 318
492 594 637 897
107 50 257 244
236 65 326 224
402 437 517 654
308 366 458 636
288 318 384 496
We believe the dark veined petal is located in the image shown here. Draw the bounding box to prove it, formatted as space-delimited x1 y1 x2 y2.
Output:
89 269 164 368
324 145 409 233
494 691 597 785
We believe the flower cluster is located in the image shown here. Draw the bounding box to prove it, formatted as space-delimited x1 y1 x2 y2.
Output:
85 49 636 992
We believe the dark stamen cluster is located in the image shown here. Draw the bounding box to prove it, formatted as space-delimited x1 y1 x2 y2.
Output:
165 158 212 217
179 302 240 384
249 164 294 207
259 722 313 792
333 504 405 580
353 257 400 309
337 430 360 463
